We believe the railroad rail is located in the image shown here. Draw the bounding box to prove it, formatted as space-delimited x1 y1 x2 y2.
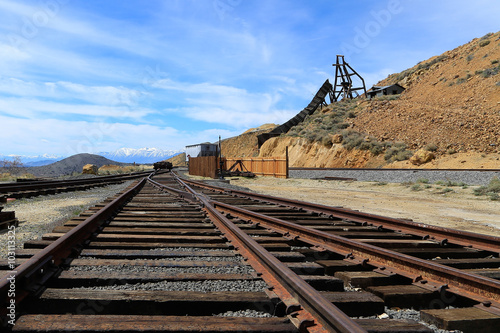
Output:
1 172 499 332
0 170 153 202
174 174 500 332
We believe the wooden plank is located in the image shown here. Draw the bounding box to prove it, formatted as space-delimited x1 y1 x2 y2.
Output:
285 262 324 275
334 271 403 289
300 275 344 291
34 289 275 316
393 248 487 259
42 233 225 243
325 231 413 239
355 239 439 248
420 307 500 333
53 226 221 235
367 285 439 309
22 240 233 250
53 271 255 287
431 258 500 269
13 315 297 332
320 291 384 317
65 221 213 228
78 249 235 259
316 260 365 275
68 259 241 268
464 268 500 279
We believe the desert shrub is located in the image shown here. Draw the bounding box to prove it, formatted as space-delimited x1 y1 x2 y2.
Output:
369 142 384 155
384 142 412 162
496 81 500 86
479 40 491 47
321 135 333 147
492 59 499 65
447 148 457 154
342 131 364 150
481 65 500 78
411 184 422 191
417 178 429 184
473 177 500 196
466 54 474 62
425 143 438 152
346 111 356 118
441 188 454 194
489 193 500 201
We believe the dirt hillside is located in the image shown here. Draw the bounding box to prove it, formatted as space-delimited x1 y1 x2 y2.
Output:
352 31 500 154
224 32 500 169
221 124 277 158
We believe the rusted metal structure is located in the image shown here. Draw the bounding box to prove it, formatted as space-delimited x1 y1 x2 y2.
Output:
257 80 333 148
153 161 173 171
331 55 366 101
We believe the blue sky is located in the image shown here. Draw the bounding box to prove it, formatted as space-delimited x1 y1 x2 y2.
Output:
0 0 499 156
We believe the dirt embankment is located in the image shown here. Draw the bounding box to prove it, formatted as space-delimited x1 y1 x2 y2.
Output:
259 136 385 168
352 32 500 154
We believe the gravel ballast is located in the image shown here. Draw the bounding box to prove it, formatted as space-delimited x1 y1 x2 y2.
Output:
290 168 500 185
0 180 134 258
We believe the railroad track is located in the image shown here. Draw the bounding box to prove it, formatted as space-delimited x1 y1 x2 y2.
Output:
0 171 153 202
1 172 499 332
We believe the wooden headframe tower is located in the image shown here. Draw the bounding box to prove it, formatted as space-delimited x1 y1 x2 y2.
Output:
331 55 366 101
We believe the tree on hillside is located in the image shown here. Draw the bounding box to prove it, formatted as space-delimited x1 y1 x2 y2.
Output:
0 156 24 175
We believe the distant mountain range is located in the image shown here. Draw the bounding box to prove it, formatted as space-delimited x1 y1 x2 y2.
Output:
99 148 182 164
1 148 183 166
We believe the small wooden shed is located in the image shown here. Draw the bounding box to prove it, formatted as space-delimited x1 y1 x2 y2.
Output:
367 84 405 99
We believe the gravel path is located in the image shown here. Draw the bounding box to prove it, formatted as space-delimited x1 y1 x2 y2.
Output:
0 181 134 259
290 168 500 185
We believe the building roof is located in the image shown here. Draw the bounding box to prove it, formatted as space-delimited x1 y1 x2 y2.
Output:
369 83 405 92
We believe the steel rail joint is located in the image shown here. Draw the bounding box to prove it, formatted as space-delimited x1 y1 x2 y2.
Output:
211 200 500 308
169 173 366 333
0 177 148 318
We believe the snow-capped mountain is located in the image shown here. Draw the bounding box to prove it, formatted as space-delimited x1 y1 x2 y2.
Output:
99 148 183 164
0 154 63 167
1 148 182 167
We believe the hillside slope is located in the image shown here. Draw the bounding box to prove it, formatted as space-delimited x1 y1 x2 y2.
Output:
28 153 128 177
352 31 500 154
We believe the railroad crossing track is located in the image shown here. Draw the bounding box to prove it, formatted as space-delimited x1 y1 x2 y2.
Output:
1 172 499 332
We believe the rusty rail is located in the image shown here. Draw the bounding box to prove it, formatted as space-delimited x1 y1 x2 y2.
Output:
0 176 148 320
209 200 500 310
177 177 500 253
171 173 367 333
0 171 153 194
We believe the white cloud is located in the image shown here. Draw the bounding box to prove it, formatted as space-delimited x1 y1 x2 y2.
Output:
154 79 295 128
0 97 154 119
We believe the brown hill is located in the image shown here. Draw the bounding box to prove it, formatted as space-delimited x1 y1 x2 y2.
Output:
223 32 500 168
221 124 277 158
352 31 500 154
165 153 187 167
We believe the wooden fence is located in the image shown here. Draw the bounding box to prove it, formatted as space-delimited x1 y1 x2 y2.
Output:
188 156 219 179
189 151 289 179
225 157 288 178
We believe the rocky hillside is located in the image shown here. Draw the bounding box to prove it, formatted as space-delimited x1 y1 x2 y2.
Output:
352 31 500 154
224 31 500 169
165 152 187 167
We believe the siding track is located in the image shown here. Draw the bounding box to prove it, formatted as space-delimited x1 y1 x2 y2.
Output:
1 171 499 332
